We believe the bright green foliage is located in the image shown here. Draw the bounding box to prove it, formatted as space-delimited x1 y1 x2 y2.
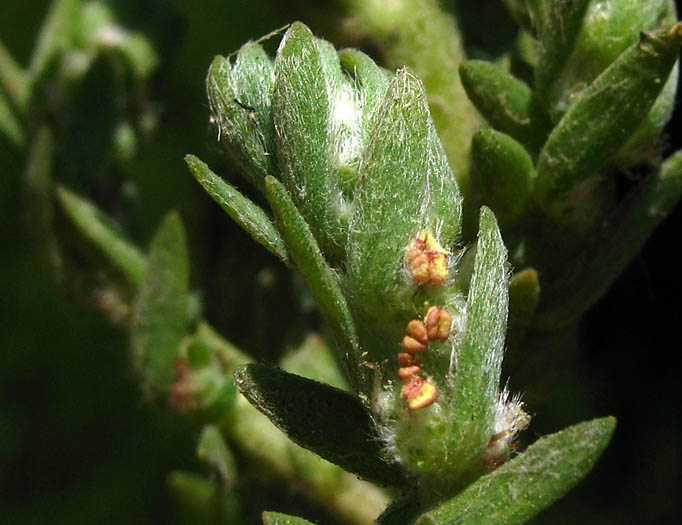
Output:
415 417 616 524
131 212 190 401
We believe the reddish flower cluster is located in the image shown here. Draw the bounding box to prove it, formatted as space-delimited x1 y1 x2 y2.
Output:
397 307 453 410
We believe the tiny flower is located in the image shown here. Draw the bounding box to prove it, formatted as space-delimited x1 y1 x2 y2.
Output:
401 376 439 410
397 365 421 381
425 306 453 341
402 335 428 353
406 319 428 344
405 229 449 287
397 352 421 367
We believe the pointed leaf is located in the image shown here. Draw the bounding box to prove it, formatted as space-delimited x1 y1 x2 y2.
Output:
131 212 190 401
460 61 551 154
0 86 24 147
0 38 29 111
56 185 147 285
537 149 682 328
273 22 348 259
262 511 315 525
471 130 534 226
197 425 238 489
29 0 79 78
234 363 410 488
534 24 682 226
265 175 360 384
449 207 508 473
207 43 276 192
529 0 591 106
416 417 616 524
186 155 289 263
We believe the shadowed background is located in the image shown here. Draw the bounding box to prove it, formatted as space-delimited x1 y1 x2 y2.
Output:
1 1 681 523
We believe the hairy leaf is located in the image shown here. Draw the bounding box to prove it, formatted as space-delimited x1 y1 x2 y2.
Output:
131 212 190 401
534 24 682 226
186 155 288 263
448 207 508 473
416 417 616 524
234 363 410 488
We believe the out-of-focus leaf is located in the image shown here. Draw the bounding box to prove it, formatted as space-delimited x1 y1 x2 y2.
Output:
416 417 616 524
131 212 190 401
29 0 79 79
537 149 682 328
56 185 147 285
234 363 410 488
262 511 315 525
0 87 24 147
0 38 29 111
197 425 237 490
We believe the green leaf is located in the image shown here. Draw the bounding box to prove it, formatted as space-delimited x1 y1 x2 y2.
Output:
56 185 147 286
544 0 676 121
416 417 616 524
234 363 410 488
186 154 289 263
346 66 461 362
131 212 190 401
273 22 348 260
448 207 508 474
168 471 241 524
265 175 361 385
533 24 682 227
471 129 534 227
529 0 591 106
0 86 24 147
207 43 276 192
29 0 79 79
262 511 315 525
459 60 551 155
537 149 682 329
197 425 238 490
0 38 29 112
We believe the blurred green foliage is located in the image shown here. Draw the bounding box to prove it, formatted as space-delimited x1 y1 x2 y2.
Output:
1 1 682 523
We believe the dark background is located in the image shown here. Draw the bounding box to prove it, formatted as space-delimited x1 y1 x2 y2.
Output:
1 1 681 523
